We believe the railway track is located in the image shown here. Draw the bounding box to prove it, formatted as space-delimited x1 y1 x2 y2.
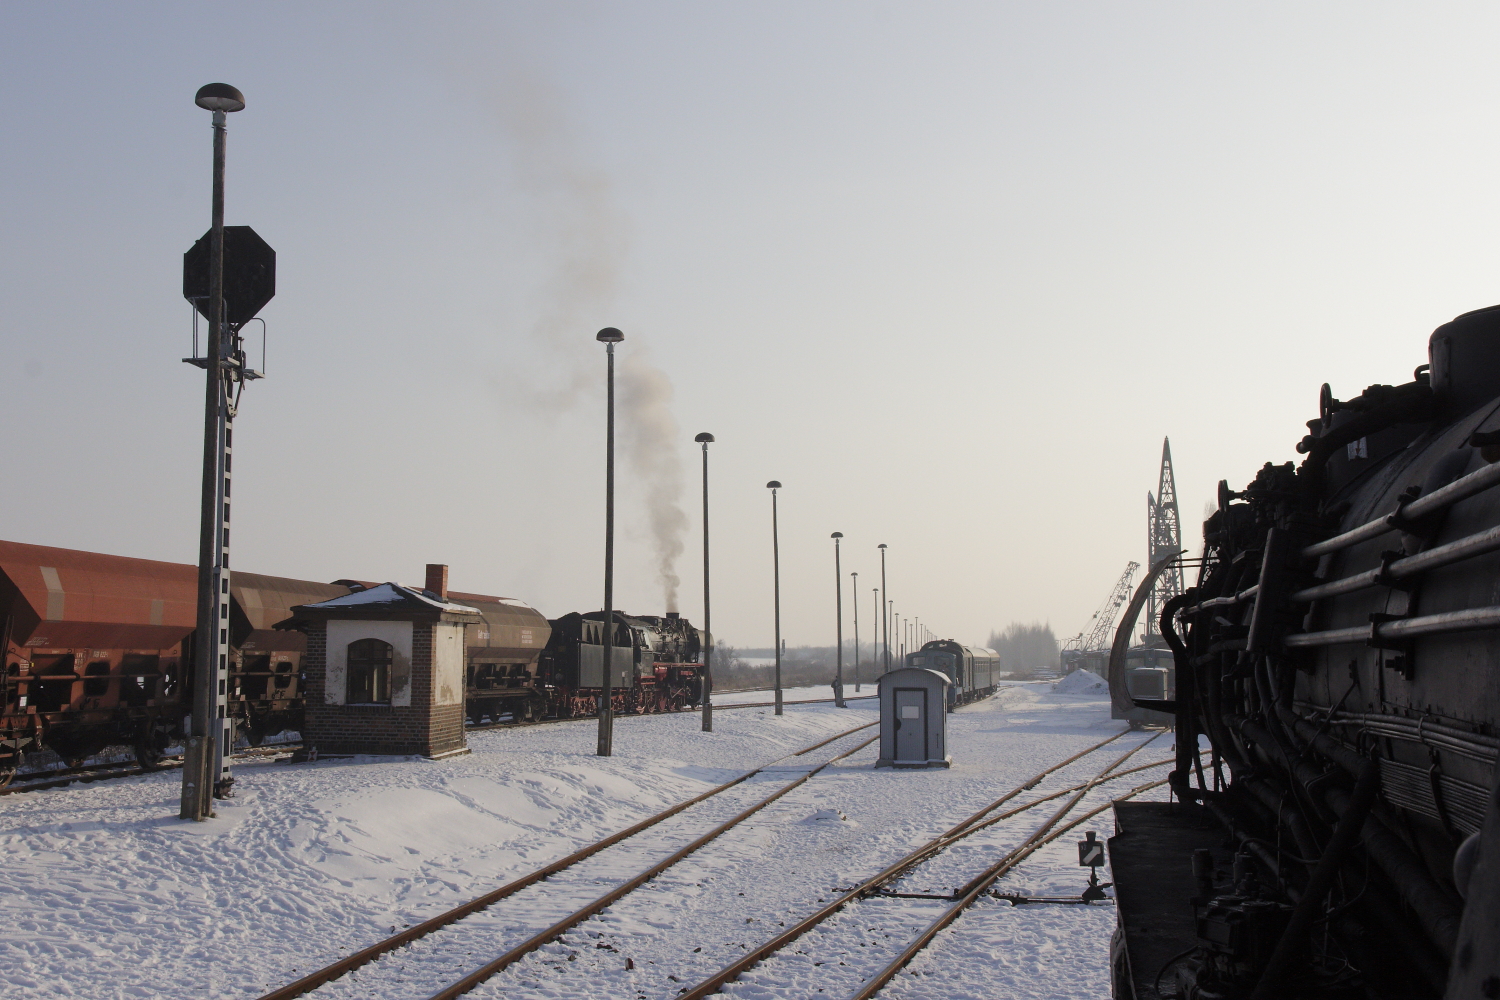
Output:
678 731 1170 999
260 725 1175 1000
3 693 868 795
256 720 880 1000
0 741 302 795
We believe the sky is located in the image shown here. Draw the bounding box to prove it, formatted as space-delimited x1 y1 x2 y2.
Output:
5 3 1500 653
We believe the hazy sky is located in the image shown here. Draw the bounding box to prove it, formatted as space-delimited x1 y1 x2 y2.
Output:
5 3 1500 653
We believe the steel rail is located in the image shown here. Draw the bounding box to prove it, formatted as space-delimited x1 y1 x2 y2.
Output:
949 749 1202 842
425 732 881 1000
0 742 302 796
1301 459 1500 560
674 728 1138 1000
1284 604 1500 648
849 777 1170 999
1292 522 1500 603
255 721 875 1000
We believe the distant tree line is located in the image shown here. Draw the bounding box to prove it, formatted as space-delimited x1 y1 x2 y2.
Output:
707 643 880 692
986 622 1060 678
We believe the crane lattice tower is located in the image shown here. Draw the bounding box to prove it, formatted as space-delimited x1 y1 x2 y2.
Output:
1083 561 1140 652
1146 437 1185 639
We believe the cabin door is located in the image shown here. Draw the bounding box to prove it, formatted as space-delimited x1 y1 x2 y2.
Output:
894 687 927 761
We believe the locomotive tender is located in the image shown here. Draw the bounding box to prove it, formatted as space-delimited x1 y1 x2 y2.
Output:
1110 306 1500 999
904 639 999 706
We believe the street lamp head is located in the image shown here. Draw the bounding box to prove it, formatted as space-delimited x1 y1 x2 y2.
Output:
596 327 624 343
766 481 781 489
878 543 887 550
831 532 843 539
195 83 246 113
695 432 715 443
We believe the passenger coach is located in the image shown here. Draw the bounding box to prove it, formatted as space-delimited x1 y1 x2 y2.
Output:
905 639 999 707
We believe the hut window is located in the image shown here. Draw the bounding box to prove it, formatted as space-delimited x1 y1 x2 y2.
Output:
346 638 393 704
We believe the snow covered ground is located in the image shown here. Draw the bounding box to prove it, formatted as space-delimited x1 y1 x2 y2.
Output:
0 679 1169 999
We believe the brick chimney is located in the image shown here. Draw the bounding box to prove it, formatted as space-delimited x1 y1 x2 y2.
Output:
425 563 449 600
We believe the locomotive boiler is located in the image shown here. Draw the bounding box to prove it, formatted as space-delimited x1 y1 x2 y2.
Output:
1109 306 1500 999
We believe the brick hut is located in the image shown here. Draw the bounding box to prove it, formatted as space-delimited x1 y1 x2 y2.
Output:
276 567 480 758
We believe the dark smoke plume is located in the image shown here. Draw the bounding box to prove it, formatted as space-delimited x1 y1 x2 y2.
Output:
486 70 689 609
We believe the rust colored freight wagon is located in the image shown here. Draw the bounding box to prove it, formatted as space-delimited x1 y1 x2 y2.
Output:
0 540 354 782
453 589 552 725
0 540 197 778
230 572 350 744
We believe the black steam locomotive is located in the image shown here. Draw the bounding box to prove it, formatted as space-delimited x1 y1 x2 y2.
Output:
1109 306 1500 998
540 610 706 717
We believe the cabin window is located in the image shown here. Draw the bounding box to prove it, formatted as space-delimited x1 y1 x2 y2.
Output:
346 638 393 704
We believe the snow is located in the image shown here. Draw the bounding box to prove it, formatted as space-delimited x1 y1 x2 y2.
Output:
712 684 865 705
303 582 481 615
1052 669 1109 696
0 680 1169 999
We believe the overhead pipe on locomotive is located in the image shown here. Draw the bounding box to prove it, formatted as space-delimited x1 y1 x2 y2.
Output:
1109 305 1500 1000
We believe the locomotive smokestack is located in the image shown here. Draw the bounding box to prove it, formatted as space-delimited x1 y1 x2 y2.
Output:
425 563 449 600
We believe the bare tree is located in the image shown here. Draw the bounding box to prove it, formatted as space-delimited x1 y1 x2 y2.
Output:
986 622 1060 678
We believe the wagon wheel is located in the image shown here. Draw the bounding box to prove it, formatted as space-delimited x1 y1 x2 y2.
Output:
133 740 166 771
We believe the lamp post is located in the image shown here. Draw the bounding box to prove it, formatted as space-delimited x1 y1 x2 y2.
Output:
888 600 895 672
831 533 845 708
768 482 784 714
180 83 246 823
878 543 889 673
696 432 715 732
851 571 860 693
597 326 624 757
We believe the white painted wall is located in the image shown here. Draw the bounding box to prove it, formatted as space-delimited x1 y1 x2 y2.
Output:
325 619 414 706
432 621 465 707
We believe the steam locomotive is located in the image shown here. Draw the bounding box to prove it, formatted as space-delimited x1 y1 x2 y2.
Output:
1109 306 1500 998
462 610 708 725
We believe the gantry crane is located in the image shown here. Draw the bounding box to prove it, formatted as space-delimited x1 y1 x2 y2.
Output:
1062 561 1140 673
